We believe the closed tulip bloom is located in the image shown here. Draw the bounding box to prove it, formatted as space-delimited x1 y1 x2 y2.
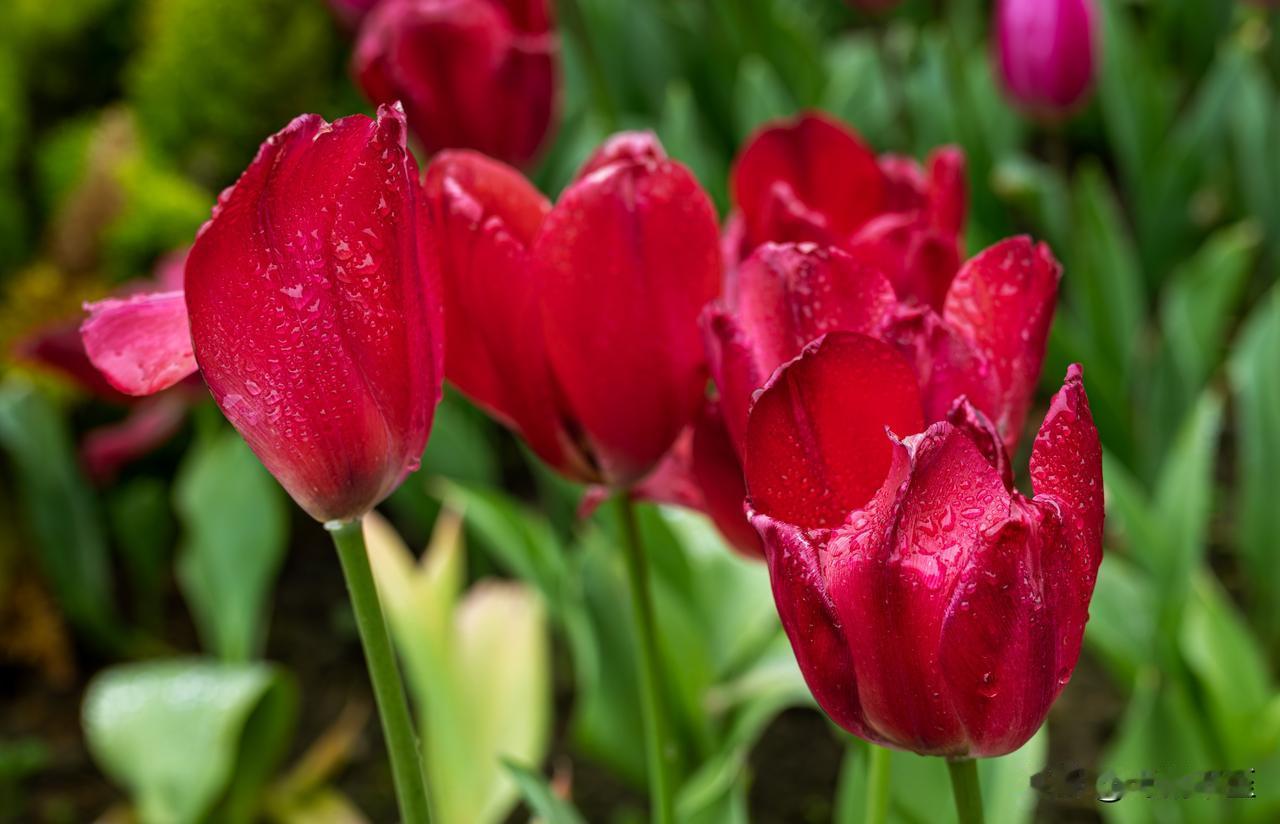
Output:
695 237 1060 556
354 0 557 168
744 332 1103 756
81 105 444 522
425 132 721 485
995 0 1099 116
729 112 966 310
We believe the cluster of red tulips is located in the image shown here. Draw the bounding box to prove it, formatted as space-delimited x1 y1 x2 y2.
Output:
74 2 1104 820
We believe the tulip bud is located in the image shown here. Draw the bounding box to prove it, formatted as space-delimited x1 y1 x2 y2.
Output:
744 333 1103 756
426 132 721 486
82 105 444 523
994 0 1099 116
354 0 557 168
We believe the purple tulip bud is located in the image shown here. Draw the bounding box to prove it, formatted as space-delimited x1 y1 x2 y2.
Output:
995 0 1099 117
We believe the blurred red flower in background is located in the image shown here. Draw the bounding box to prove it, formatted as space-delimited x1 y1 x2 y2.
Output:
354 0 558 168
994 0 1099 117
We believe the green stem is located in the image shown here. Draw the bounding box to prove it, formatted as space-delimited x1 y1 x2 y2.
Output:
328 518 433 824
946 757 984 824
556 0 619 131
865 745 892 824
618 496 676 824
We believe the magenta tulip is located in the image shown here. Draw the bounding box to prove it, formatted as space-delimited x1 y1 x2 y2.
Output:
994 0 1099 116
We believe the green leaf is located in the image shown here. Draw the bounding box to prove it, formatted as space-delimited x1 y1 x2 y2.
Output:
1179 572 1275 763
822 35 896 148
1228 284 1280 641
733 54 794 141
0 380 119 645
83 659 296 824
1150 391 1223 629
366 513 552 824
1085 554 1156 686
503 761 588 824
174 430 288 661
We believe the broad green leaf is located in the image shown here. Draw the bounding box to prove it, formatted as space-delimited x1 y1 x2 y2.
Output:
420 389 501 488
1228 284 1280 642
83 659 296 824
503 761 588 824
1230 59 1280 261
0 380 119 646
1179 572 1275 763
367 513 551 824
658 81 726 211
1085 554 1156 686
174 430 288 662
1149 391 1223 634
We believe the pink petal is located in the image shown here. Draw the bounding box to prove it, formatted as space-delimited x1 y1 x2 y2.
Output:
943 237 1061 452
743 332 924 530
81 291 197 396
536 135 721 484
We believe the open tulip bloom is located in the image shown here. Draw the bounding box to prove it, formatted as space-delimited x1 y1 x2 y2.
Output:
743 330 1102 816
80 104 441 823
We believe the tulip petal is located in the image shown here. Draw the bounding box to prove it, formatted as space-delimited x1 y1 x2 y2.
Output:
577 130 665 179
1030 364 1104 693
83 395 188 481
847 213 961 310
701 305 766 453
186 105 442 522
690 402 761 557
749 512 884 741
884 307 1002 432
925 146 967 237
424 151 587 477
81 291 197 396
938 506 1058 757
744 333 924 529
536 141 721 483
732 112 885 250
734 243 899 377
942 237 1061 451
827 422 1013 755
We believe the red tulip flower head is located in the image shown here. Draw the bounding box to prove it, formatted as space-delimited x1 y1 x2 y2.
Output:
81 105 444 522
424 133 721 486
728 112 967 310
354 0 557 168
695 237 1061 557
745 333 1103 756
994 0 1099 117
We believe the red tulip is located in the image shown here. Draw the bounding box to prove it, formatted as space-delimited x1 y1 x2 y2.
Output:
728 112 966 310
425 133 721 486
744 332 1103 756
354 0 557 168
695 237 1060 556
994 0 1099 117
81 105 444 522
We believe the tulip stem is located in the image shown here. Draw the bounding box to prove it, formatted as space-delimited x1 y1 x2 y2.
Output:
329 518 433 824
617 495 676 824
946 757 984 824
865 745 892 824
